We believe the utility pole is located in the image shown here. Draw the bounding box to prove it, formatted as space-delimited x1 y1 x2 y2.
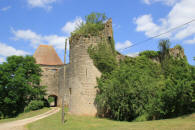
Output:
62 38 67 123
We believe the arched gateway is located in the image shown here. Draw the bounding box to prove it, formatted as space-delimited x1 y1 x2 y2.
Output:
48 95 58 107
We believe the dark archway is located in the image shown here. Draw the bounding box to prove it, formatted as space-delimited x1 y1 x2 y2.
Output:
48 95 58 107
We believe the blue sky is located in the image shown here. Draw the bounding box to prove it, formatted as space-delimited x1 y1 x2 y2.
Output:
0 0 194 65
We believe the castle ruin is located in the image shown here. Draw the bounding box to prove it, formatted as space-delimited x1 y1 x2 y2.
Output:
33 19 185 116
33 19 113 116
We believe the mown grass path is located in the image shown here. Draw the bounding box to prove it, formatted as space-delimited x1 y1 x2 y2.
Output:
27 110 195 130
0 107 59 130
0 107 51 124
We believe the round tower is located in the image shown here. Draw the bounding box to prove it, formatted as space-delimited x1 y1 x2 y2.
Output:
67 19 113 116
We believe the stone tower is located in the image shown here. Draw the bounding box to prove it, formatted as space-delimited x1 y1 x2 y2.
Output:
33 45 64 106
33 19 114 115
66 19 113 116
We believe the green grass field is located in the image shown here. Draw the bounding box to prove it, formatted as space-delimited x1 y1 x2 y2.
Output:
27 109 195 130
0 107 51 124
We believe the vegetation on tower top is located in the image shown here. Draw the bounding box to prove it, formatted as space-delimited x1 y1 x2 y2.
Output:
71 12 108 37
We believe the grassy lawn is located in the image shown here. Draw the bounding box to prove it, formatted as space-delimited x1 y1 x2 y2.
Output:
0 107 51 124
27 109 195 130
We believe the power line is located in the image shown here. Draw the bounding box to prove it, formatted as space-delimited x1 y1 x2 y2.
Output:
119 18 195 51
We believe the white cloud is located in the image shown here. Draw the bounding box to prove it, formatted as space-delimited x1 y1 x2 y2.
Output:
11 29 68 50
185 38 195 44
0 42 29 57
0 57 5 63
113 24 121 30
135 15 162 37
1 6 11 11
116 40 133 50
126 52 139 57
27 0 57 10
143 0 150 4
11 29 42 47
61 17 83 35
0 42 29 64
143 0 179 6
136 0 195 43
44 35 68 50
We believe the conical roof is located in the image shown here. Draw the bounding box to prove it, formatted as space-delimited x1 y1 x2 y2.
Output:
33 45 63 65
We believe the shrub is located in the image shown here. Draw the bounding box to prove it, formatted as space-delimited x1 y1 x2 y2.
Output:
72 12 107 36
160 57 195 118
139 50 159 58
90 38 195 122
174 44 183 51
24 100 44 112
88 42 117 73
48 97 55 104
95 57 164 121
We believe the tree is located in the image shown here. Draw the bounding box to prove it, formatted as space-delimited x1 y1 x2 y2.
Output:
0 56 46 118
161 57 194 118
158 44 195 118
93 39 195 121
95 56 164 121
158 39 170 61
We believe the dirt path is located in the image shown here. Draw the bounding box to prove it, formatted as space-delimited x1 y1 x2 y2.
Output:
0 107 60 130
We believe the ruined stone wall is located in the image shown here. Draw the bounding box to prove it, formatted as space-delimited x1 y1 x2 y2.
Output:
66 19 113 116
40 65 64 106
169 47 185 59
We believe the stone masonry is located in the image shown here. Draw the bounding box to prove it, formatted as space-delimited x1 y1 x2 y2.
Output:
34 19 113 115
33 19 186 116
66 19 113 116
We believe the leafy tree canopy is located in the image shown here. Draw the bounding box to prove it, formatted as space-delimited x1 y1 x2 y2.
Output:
95 56 164 121
89 38 195 121
139 50 160 59
0 56 46 118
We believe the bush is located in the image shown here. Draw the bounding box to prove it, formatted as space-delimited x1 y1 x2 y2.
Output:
174 44 183 51
48 97 55 104
88 42 117 73
160 57 195 118
90 38 195 122
139 50 159 58
24 100 44 112
96 57 164 121
72 12 107 36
